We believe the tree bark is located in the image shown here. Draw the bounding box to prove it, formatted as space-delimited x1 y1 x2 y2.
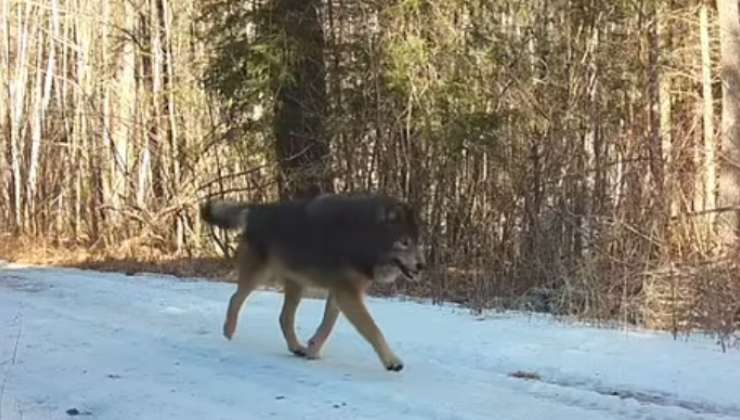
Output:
699 2 716 225
658 2 673 218
110 0 137 215
7 1 35 232
27 0 57 233
647 2 666 209
0 0 11 227
717 0 740 246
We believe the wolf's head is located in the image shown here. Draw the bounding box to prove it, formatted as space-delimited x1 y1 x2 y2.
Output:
373 202 426 283
304 193 427 283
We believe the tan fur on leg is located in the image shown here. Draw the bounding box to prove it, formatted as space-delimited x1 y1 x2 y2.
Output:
223 242 266 340
224 286 253 339
305 292 340 359
279 280 308 356
334 288 403 371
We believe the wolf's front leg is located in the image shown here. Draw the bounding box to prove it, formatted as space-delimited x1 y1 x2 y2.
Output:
334 289 404 371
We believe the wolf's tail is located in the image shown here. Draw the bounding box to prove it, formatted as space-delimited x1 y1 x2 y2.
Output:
200 200 250 230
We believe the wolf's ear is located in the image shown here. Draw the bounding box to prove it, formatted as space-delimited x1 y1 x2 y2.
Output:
379 204 404 224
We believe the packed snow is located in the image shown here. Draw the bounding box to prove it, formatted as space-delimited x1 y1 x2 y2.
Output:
1 262 739 420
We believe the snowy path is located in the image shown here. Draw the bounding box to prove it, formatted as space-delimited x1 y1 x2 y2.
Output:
1 263 739 420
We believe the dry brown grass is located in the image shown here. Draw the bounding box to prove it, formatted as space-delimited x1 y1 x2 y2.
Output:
0 235 236 283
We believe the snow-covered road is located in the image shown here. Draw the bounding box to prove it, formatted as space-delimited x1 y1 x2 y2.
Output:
1 262 739 420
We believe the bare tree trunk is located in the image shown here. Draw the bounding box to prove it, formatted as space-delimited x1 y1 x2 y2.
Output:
717 0 740 246
27 0 57 233
7 1 35 232
110 0 137 218
699 2 717 225
79 0 99 242
160 0 185 251
0 0 11 225
647 3 666 215
658 3 673 219
138 0 162 207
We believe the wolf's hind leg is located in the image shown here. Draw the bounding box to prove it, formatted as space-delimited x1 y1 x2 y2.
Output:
280 280 309 357
305 292 340 359
223 243 265 340
223 285 254 339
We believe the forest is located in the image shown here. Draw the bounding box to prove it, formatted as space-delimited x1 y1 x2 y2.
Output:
2 0 739 343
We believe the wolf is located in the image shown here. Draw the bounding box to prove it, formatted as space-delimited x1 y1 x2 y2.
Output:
200 193 426 371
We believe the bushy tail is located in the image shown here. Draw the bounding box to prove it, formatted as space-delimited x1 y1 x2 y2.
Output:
200 200 250 230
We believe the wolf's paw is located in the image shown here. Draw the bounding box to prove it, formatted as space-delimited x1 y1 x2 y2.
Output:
384 355 404 372
223 322 236 340
289 345 309 358
305 348 322 360
304 338 323 360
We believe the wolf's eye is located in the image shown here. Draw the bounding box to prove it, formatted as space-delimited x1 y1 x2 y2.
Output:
396 238 410 249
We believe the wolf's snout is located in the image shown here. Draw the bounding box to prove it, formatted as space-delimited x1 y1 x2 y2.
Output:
416 262 426 271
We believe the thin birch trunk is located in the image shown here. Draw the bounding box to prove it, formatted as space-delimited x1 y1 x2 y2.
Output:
699 2 716 227
8 1 35 231
28 0 57 232
110 0 136 217
0 0 11 224
658 3 673 219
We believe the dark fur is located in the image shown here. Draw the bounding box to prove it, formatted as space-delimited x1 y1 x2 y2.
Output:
203 194 419 279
